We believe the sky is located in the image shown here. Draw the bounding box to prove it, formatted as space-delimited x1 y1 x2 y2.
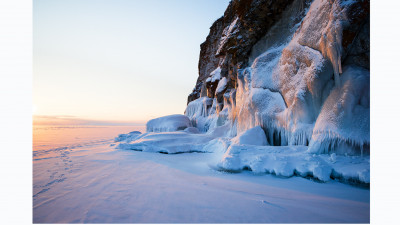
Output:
33 0 230 125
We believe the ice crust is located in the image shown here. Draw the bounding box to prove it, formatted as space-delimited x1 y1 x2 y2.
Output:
116 0 369 184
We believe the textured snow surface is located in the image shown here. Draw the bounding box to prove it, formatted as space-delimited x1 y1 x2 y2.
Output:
146 114 192 132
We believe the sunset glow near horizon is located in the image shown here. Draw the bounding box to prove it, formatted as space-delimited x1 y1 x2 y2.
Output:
33 0 230 125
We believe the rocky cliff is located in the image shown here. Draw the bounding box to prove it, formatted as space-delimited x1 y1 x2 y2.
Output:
186 0 370 155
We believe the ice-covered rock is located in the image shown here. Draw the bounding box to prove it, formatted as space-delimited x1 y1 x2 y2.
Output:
185 97 217 132
186 0 369 156
117 0 370 184
231 126 268 146
308 65 370 155
116 132 210 154
184 127 200 134
146 114 192 133
116 124 231 154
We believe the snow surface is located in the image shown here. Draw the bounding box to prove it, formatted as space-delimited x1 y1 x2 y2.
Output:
33 126 369 223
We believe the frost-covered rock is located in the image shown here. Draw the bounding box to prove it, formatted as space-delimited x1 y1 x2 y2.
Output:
146 114 192 133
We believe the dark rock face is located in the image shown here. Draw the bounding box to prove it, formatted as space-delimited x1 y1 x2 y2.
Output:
198 18 225 83
188 0 370 107
341 0 370 69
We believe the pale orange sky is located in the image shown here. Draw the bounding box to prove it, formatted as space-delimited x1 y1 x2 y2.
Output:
33 115 144 126
33 0 230 124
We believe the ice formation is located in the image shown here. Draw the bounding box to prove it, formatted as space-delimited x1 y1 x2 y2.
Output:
117 0 369 184
231 126 268 146
116 123 231 154
216 143 369 183
114 131 142 142
146 114 192 132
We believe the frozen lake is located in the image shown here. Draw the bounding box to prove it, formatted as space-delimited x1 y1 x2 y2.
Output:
33 125 369 223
